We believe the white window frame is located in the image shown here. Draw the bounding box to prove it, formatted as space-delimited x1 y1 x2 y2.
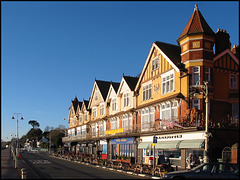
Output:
193 66 200 85
77 127 81 136
171 101 178 120
230 74 237 89
161 102 171 120
84 111 88 121
82 125 86 135
161 69 175 94
192 99 200 110
152 56 159 71
111 118 116 130
124 92 130 107
79 114 83 124
143 82 152 101
92 107 97 118
100 103 105 115
112 98 117 111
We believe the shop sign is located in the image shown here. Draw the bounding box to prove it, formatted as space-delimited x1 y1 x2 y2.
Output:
141 132 205 142
111 137 134 145
106 128 124 135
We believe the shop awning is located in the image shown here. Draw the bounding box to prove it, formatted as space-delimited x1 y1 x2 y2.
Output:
155 141 180 149
178 139 205 149
138 142 152 149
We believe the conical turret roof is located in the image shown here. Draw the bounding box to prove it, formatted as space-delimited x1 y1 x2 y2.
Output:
177 4 215 43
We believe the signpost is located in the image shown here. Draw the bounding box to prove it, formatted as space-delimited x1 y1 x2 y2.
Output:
152 135 157 176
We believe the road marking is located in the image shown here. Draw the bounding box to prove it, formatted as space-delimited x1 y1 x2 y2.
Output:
29 160 52 164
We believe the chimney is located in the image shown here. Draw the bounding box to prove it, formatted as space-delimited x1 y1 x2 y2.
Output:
215 29 231 55
231 45 239 59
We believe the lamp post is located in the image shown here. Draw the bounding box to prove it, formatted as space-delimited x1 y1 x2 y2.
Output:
11 113 24 168
193 81 209 163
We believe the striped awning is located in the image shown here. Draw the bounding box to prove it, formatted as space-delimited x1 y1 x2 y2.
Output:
138 142 152 149
178 139 205 149
155 141 181 149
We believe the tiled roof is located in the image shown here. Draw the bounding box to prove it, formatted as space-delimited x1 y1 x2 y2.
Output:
154 41 181 66
72 96 79 113
111 82 120 93
78 101 83 111
96 80 119 101
177 4 215 42
123 76 139 91
83 100 89 110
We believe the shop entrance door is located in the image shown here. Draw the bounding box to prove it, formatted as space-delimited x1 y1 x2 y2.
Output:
112 144 117 159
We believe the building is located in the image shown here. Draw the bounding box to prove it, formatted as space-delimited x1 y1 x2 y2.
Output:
62 4 239 168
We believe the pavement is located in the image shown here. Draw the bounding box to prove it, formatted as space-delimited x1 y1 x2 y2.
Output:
1 148 40 179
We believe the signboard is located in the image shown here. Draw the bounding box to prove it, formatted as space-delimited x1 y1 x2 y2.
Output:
111 137 134 145
141 132 205 142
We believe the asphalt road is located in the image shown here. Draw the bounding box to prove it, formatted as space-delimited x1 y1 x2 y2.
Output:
21 151 147 179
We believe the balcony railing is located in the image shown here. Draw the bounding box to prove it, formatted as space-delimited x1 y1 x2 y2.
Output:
62 116 239 142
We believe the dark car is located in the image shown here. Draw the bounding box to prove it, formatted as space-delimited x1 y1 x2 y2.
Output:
161 162 239 179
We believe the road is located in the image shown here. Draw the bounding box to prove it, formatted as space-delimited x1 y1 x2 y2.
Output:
21 151 148 179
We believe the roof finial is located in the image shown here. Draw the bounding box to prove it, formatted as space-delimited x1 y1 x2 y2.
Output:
194 4 198 11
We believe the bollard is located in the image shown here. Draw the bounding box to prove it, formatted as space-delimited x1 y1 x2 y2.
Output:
21 168 27 179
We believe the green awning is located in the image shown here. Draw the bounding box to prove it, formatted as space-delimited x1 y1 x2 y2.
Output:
138 142 152 149
178 139 205 149
155 141 180 149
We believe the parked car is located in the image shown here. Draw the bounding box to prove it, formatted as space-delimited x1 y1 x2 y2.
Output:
161 162 239 179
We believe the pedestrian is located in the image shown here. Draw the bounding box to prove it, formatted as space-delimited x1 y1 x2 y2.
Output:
186 153 195 169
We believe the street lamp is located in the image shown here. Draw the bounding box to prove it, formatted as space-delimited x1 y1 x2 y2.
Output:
192 81 210 163
11 113 24 166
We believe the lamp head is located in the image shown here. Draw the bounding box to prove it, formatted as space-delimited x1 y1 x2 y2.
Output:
11 116 15 120
20 117 24 120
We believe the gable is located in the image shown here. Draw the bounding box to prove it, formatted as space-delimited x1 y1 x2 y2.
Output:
106 84 118 102
117 77 131 96
135 42 180 91
213 49 239 72
88 81 104 109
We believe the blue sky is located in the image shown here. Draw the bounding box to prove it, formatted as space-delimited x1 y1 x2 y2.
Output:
1 1 239 141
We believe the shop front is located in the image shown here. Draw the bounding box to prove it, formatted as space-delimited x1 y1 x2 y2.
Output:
110 137 135 160
138 131 205 168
